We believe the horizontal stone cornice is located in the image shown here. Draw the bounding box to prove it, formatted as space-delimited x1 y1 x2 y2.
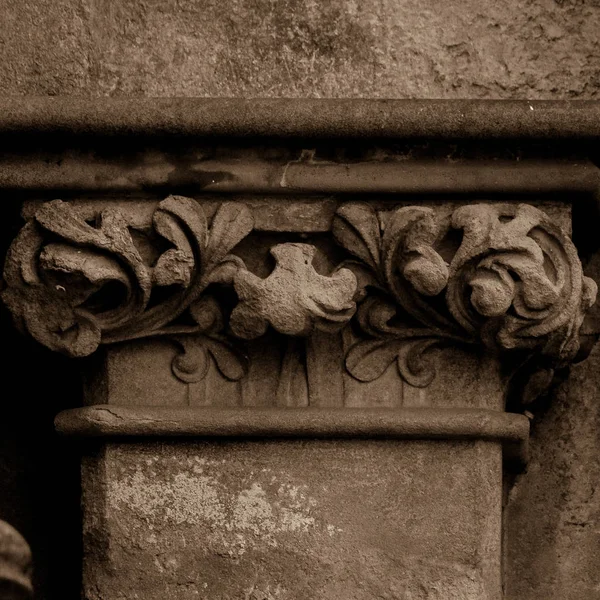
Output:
0 98 599 139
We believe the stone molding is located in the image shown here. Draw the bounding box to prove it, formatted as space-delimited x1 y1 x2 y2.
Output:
55 406 530 464
2 195 596 403
0 98 599 139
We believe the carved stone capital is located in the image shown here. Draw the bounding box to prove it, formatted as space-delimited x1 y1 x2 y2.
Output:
1 196 595 402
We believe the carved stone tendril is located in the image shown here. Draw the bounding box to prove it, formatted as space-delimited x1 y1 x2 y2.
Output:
1 196 253 382
333 202 597 397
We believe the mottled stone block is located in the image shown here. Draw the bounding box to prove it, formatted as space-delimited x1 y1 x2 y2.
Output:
82 440 502 600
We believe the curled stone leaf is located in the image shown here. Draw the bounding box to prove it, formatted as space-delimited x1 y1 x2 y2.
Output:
204 202 254 272
2 285 102 358
1 197 254 363
152 209 195 287
230 243 357 339
345 339 404 382
333 201 596 398
395 338 439 388
1 201 150 357
204 336 249 381
383 207 449 299
155 196 208 258
402 254 449 297
171 337 210 383
448 203 597 364
188 295 223 333
332 202 381 271
171 334 248 383
345 337 438 388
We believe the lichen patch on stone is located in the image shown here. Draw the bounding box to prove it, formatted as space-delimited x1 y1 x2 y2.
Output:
107 461 325 558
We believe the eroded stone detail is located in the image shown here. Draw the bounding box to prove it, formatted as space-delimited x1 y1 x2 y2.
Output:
231 243 357 339
333 202 597 395
1 196 253 383
2 197 595 398
0 520 33 600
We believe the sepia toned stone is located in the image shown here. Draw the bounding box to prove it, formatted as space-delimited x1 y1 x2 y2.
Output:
0 521 33 600
0 99 598 599
3 196 593 406
82 440 504 600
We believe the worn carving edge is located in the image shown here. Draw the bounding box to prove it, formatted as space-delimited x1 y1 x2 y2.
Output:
1 195 255 383
55 406 530 464
1 196 595 401
0 196 357 383
0 520 33 600
333 202 597 401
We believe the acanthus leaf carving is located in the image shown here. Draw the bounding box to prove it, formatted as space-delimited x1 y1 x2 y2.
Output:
2 196 595 400
1 196 254 383
333 202 597 398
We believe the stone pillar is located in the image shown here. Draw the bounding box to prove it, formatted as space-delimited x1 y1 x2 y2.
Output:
1 99 597 599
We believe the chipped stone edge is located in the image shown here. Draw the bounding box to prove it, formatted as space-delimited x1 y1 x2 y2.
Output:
55 406 530 465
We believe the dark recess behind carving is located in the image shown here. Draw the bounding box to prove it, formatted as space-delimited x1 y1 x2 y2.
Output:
0 204 82 600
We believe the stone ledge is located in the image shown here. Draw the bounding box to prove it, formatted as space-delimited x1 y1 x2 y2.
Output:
3 159 598 195
55 406 529 463
0 98 599 139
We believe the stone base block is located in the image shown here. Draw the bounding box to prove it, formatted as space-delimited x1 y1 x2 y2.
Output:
82 439 502 600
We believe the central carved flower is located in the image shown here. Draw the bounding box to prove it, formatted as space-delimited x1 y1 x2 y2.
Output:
230 243 357 339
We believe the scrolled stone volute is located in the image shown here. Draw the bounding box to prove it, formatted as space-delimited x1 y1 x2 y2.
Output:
333 202 597 396
1 195 596 402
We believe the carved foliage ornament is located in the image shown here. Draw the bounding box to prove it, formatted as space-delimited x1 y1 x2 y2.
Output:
1 196 595 393
333 202 597 390
2 197 255 382
1 197 357 382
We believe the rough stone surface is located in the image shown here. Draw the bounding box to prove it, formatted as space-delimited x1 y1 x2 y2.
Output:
505 339 600 600
0 1 599 98
83 440 502 600
0 1 599 599
231 243 357 338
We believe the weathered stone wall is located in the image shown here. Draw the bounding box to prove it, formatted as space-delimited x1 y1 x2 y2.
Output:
1 0 599 98
0 2 599 600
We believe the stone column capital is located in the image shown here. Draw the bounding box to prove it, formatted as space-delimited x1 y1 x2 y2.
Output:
2 195 595 406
